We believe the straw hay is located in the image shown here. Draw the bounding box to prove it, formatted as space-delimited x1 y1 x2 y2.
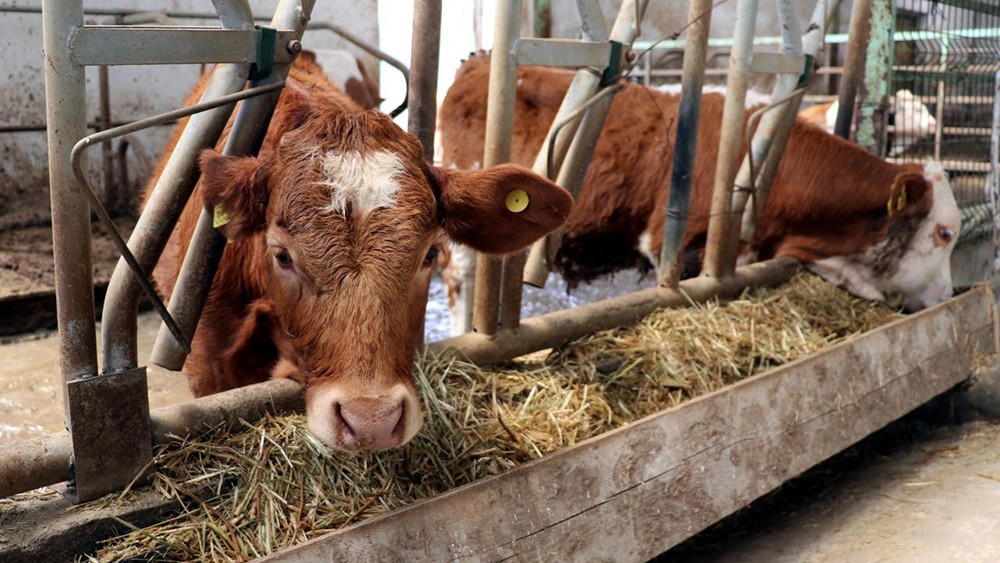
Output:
90 272 900 561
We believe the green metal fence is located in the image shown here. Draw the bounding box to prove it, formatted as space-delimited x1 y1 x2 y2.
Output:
892 1 1000 245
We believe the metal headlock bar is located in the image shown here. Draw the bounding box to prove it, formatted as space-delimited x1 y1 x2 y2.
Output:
24 0 316 502
70 81 288 358
703 0 832 280
466 0 650 337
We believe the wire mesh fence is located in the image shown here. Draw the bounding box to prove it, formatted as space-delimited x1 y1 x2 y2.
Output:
892 1 1000 246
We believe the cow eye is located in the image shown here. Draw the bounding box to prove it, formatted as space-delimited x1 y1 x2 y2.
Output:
275 248 294 269
936 226 954 242
423 245 439 266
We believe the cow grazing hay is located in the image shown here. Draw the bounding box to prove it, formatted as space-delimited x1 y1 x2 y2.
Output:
91 272 901 561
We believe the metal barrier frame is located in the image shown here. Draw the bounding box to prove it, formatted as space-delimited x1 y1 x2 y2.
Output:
32 0 316 502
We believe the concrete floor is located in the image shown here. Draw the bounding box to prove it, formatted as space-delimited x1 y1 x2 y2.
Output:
0 313 193 445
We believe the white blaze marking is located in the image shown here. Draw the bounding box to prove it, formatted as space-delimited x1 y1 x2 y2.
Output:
319 150 403 216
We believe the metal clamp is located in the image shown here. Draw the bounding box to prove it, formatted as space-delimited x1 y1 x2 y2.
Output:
251 25 277 80
600 40 624 85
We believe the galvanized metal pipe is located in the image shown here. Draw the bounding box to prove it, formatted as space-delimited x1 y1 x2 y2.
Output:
98 65 116 215
730 1 824 243
407 0 441 160
991 70 1000 263
472 0 522 336
733 0 835 245
834 0 872 140
854 0 895 156
101 30 254 373
43 0 96 428
658 0 714 288
522 0 649 289
433 257 799 366
702 0 759 280
150 0 316 371
0 434 73 499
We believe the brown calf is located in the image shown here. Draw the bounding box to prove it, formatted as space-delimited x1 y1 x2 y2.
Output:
150 54 572 450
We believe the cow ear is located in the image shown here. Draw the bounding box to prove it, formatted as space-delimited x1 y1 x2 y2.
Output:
888 171 930 216
434 164 573 254
199 149 273 240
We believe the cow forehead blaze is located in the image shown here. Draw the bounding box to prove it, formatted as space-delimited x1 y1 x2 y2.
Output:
316 149 404 217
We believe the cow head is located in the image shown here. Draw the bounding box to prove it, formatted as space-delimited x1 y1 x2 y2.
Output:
199 109 572 451
807 160 960 312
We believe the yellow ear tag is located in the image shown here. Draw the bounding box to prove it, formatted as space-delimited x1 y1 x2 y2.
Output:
897 189 907 211
505 189 530 213
213 204 231 229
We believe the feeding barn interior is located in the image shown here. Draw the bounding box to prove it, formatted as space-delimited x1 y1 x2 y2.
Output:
1 0 999 561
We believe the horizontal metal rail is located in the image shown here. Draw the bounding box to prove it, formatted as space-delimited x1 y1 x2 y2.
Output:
70 26 298 66
516 38 612 68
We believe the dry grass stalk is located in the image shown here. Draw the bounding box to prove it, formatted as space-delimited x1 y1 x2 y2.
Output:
91 272 900 561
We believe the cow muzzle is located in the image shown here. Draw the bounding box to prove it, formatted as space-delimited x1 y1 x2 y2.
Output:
306 383 422 451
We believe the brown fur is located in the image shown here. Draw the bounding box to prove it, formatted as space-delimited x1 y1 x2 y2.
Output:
439 54 934 285
147 54 571 448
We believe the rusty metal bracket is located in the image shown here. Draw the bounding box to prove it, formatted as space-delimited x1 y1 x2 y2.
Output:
65 367 151 502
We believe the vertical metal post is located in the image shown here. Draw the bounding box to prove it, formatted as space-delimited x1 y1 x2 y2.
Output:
933 36 949 162
735 0 829 243
855 0 895 156
472 0 522 336
498 0 613 330
103 1 258 374
408 0 441 160
408 0 441 343
991 70 1000 269
99 65 118 215
531 0 552 38
834 0 872 140
150 0 316 371
44 0 154 502
658 0 713 288
702 0 758 280
42 0 97 419
522 0 647 289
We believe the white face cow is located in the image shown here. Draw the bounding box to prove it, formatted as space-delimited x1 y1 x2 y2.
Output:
809 160 960 312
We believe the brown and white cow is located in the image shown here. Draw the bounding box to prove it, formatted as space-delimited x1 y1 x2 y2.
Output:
151 54 572 450
438 54 960 333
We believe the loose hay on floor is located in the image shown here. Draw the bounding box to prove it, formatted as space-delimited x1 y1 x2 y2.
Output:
91 272 902 561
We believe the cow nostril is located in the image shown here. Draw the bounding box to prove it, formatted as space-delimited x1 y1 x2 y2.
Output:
333 402 357 439
392 401 406 439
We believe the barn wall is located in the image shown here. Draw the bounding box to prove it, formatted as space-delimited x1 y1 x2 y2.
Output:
0 0 377 224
